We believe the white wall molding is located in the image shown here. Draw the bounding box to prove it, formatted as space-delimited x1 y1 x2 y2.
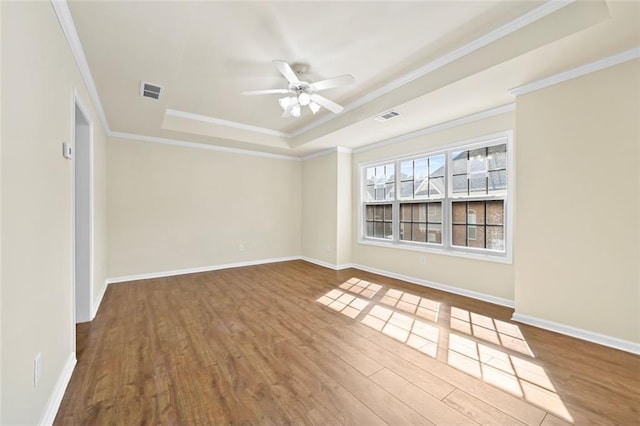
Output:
106 256 301 284
38 353 77 426
291 1 573 138
353 104 515 154
351 263 515 308
512 313 640 355
510 47 640 96
109 131 299 161
51 0 110 133
165 109 290 139
299 257 514 307
91 280 108 320
300 146 353 162
300 256 352 270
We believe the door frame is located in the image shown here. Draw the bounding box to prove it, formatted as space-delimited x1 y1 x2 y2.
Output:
72 88 95 336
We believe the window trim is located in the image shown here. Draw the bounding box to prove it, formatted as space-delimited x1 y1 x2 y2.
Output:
358 131 514 264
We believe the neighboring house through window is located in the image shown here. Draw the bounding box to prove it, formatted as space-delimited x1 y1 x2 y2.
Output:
360 133 512 261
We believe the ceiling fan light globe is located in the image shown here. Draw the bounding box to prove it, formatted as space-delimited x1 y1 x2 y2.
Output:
278 96 294 110
309 101 321 114
298 92 311 106
291 104 302 118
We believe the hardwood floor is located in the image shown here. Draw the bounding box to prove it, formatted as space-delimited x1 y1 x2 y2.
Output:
55 260 640 425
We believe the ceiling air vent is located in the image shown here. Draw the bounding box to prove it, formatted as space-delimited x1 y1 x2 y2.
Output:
140 81 162 100
374 110 400 122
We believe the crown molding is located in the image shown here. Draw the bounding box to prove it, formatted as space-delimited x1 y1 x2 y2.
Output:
510 47 640 96
290 0 574 138
109 131 299 161
165 109 291 139
51 0 110 133
353 103 515 154
300 146 352 161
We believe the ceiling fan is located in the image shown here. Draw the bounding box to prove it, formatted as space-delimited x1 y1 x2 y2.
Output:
242 60 355 118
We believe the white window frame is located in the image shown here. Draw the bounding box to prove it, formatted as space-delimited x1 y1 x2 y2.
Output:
358 131 514 264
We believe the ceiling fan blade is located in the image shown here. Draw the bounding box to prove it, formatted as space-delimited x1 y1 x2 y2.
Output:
309 94 344 113
309 74 355 91
273 60 300 84
242 88 290 95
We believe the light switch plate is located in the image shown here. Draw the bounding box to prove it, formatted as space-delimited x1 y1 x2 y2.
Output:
62 142 72 159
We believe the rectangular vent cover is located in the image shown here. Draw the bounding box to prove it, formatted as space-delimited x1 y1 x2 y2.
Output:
140 81 162 100
374 110 400 122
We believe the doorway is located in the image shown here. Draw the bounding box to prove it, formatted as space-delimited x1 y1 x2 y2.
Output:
74 100 93 324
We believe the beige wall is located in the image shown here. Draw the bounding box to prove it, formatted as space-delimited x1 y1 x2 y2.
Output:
107 138 301 278
301 152 338 265
351 112 516 301
514 60 639 342
1 2 108 424
336 150 352 266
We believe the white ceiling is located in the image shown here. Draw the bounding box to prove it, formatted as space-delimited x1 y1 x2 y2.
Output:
67 0 640 157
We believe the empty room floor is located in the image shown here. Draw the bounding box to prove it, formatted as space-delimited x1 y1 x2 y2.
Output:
55 260 639 425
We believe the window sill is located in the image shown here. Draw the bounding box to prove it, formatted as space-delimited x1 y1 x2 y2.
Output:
358 238 513 265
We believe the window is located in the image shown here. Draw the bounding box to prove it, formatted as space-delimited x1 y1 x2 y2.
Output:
360 135 511 260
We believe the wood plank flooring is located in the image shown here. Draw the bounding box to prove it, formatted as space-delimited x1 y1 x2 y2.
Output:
55 260 640 425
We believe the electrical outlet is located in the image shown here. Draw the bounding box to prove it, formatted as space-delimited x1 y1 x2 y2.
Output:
34 353 42 388
419 256 426 265
238 243 244 252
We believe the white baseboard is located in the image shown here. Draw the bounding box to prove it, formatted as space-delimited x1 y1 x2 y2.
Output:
106 256 301 284
299 257 514 308
90 279 108 320
512 313 640 355
300 256 352 270
350 263 515 308
39 352 77 426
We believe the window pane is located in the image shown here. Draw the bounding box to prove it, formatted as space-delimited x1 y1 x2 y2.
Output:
429 177 445 198
452 225 466 246
453 175 468 194
365 185 375 201
400 204 411 221
428 223 442 244
467 201 485 224
469 175 486 195
384 204 393 221
366 222 374 237
487 226 504 250
366 168 375 185
375 187 385 200
429 155 445 177
468 148 486 173
452 151 467 174
412 223 427 242
468 225 485 248
374 205 384 220
428 202 442 223
488 170 507 192
452 202 466 224
385 183 395 200
413 203 426 222
375 166 385 185
415 158 428 181
366 205 374 221
486 200 504 225
488 144 506 170
414 179 429 198
400 222 411 240
401 181 413 198
374 222 384 238
400 160 413 180
384 222 393 240
385 164 395 183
